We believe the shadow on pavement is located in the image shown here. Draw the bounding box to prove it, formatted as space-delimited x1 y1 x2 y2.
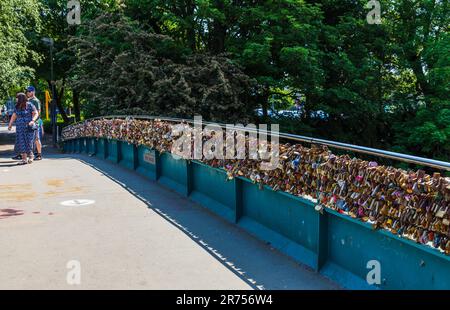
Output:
50 151 341 290
1 124 340 289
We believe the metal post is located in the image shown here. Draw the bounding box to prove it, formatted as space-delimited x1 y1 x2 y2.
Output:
42 37 57 147
50 44 57 147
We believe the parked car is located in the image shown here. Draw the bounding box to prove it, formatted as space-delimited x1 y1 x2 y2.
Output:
277 109 302 119
256 106 329 121
254 108 277 117
309 110 329 120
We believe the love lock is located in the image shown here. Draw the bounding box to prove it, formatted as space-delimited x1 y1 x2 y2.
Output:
314 204 324 215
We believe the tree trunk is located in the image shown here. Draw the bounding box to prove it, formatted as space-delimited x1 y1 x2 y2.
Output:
260 86 270 120
47 80 69 123
185 0 196 51
209 0 227 54
57 83 70 123
410 56 432 103
73 89 81 122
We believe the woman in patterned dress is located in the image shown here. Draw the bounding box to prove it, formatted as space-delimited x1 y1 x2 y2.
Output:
8 93 38 165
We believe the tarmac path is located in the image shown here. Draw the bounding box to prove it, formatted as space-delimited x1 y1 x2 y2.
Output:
0 124 339 290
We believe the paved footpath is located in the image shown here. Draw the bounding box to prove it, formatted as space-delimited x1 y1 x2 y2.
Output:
0 124 339 290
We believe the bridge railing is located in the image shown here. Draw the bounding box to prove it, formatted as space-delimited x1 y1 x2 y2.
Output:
65 115 450 171
61 116 450 290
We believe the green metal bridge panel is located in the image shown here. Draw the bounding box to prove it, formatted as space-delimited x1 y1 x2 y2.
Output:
118 141 137 170
81 138 87 154
73 139 80 153
95 138 107 159
136 146 158 181
189 161 237 223
239 179 319 269
322 209 450 290
158 152 189 196
241 180 319 252
63 140 73 153
86 138 96 155
106 139 119 163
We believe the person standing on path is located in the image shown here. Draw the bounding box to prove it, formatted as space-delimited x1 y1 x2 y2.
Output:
7 93 38 165
26 86 43 160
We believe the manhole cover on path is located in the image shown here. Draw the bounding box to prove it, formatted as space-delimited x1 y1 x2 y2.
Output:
60 199 95 207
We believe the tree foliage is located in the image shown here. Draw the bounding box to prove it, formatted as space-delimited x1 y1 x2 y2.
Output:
67 14 255 122
0 0 41 98
1 0 449 160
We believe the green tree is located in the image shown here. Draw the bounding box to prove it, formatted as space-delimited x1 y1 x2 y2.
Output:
33 0 121 122
7 0 445 160
67 13 255 122
0 0 41 100
385 0 450 160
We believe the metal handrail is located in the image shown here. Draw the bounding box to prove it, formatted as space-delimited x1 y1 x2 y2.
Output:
64 115 450 171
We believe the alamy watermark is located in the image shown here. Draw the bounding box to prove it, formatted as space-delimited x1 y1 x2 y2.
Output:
366 259 381 285
66 260 81 285
366 0 382 24
66 2 380 26
170 116 280 171
67 0 81 25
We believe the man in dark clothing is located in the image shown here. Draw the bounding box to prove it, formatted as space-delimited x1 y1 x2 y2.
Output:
26 86 43 160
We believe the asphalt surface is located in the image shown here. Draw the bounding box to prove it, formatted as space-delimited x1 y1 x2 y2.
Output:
0 124 340 290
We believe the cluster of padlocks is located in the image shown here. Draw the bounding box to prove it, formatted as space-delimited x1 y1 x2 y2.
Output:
62 118 450 254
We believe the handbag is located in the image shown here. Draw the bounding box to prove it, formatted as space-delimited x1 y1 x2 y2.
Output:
28 122 38 131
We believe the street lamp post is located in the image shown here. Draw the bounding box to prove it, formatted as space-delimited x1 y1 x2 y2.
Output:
42 37 57 146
